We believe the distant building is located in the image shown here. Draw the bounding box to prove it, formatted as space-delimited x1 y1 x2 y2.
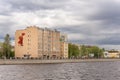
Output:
104 50 120 58
15 26 68 58
60 34 68 58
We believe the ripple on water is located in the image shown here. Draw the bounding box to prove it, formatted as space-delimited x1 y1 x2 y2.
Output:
0 61 120 80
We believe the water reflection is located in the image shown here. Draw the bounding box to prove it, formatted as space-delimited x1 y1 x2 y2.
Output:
0 61 120 80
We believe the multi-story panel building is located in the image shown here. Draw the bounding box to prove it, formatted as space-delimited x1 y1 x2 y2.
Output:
15 26 67 58
15 26 39 58
60 34 68 58
60 42 68 58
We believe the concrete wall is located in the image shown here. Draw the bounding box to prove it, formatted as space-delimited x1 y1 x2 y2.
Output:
0 59 120 65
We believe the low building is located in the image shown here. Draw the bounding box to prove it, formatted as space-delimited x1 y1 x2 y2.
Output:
104 50 120 58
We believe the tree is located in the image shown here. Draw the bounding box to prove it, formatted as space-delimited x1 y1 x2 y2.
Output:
10 51 15 58
0 42 3 58
79 45 104 58
69 43 104 58
68 43 80 58
89 46 104 58
80 45 87 57
2 34 12 59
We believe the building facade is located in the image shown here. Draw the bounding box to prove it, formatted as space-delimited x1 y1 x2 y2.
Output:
60 42 68 58
15 26 68 58
60 34 68 58
104 50 120 58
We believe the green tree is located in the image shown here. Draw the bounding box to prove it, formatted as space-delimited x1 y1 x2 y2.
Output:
80 45 87 57
89 46 104 58
79 45 104 58
72 44 79 57
0 51 2 58
2 34 12 59
68 43 80 58
0 42 3 58
69 44 104 58
10 51 15 58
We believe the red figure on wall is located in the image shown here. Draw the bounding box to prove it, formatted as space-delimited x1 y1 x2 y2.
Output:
18 33 25 46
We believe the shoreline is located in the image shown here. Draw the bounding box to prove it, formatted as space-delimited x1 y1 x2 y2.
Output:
0 59 120 65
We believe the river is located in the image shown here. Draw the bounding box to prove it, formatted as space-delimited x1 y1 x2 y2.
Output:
0 61 120 80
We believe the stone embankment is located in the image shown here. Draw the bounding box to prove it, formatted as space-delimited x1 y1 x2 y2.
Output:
0 59 120 65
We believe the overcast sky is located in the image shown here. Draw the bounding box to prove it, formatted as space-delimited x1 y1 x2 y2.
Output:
0 0 120 49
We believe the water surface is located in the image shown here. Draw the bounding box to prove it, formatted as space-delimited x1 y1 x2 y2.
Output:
0 61 120 80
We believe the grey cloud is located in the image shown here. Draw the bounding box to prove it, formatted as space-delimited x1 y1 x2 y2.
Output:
56 24 101 35
57 23 120 45
0 21 16 40
4 0 68 12
56 26 81 34
89 1 120 19
56 26 100 43
87 0 120 27
98 34 120 45
0 0 120 49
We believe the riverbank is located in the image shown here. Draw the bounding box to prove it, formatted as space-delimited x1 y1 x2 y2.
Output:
0 59 120 65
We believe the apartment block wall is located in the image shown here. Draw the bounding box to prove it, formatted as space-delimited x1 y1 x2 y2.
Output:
15 26 64 58
15 27 39 58
60 34 68 58
60 42 68 58
39 28 61 58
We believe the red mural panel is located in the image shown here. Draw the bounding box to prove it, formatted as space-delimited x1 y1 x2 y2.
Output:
18 33 25 46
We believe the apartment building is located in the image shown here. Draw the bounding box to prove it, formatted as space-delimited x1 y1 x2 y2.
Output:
60 34 68 58
15 26 68 58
